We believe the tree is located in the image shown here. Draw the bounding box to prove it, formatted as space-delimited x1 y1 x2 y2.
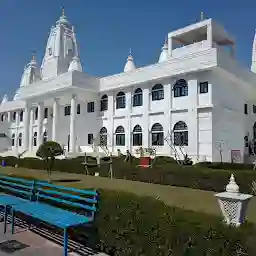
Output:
36 141 64 183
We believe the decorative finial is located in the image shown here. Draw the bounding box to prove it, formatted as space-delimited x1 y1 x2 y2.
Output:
165 35 168 44
225 174 239 194
200 11 204 21
31 50 36 61
61 6 65 17
129 48 132 56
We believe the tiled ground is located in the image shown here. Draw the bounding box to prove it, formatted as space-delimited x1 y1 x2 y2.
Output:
0 220 107 256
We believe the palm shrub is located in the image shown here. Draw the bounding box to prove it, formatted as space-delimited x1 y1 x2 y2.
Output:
36 141 64 182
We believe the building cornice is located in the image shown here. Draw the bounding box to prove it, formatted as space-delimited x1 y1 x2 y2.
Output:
100 48 218 92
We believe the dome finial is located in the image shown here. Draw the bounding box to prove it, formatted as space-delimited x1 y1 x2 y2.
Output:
31 50 36 61
61 6 65 17
200 11 205 21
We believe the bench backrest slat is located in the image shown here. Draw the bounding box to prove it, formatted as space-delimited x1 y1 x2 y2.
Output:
36 181 97 196
0 176 34 200
36 192 97 212
36 188 97 204
34 182 98 219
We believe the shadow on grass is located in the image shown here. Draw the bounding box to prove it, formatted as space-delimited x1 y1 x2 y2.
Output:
52 179 81 183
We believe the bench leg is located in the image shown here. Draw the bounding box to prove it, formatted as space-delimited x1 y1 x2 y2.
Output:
63 228 68 256
3 206 7 233
11 208 14 234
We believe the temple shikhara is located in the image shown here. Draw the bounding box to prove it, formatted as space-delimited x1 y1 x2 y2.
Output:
1 10 256 163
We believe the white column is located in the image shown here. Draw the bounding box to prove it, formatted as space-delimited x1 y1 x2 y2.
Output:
69 95 76 152
126 91 132 151
23 104 30 150
7 112 11 122
52 98 59 141
29 108 34 151
143 88 150 148
207 24 213 47
37 102 44 146
15 111 19 154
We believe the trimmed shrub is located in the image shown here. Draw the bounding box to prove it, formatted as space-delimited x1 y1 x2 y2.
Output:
1 156 256 193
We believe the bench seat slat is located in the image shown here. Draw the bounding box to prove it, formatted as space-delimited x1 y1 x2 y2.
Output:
37 188 97 204
36 181 97 196
0 194 29 206
12 202 92 228
36 193 97 212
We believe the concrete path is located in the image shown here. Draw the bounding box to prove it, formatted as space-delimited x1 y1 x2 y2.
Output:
0 216 107 256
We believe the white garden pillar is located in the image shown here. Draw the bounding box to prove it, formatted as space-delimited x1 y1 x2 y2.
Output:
215 174 253 227
37 102 44 147
69 94 76 152
52 98 59 142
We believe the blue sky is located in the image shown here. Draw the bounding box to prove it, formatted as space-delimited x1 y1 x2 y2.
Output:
0 0 254 98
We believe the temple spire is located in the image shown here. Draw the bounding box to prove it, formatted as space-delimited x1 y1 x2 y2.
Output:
124 48 136 72
158 36 168 63
252 29 256 73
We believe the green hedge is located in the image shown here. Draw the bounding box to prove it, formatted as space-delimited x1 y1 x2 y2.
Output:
1 156 256 193
1 172 256 255
69 190 256 255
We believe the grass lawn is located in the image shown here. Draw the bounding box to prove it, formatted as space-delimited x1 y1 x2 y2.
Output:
1 166 256 224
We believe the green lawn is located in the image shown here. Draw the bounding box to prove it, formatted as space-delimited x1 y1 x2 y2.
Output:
1 166 256 224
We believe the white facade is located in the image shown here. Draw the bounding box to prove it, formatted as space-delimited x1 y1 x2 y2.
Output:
1 10 256 163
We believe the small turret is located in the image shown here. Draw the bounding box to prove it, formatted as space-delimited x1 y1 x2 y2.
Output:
158 37 168 63
251 29 256 73
20 54 41 87
68 56 82 72
124 49 136 72
1 94 8 104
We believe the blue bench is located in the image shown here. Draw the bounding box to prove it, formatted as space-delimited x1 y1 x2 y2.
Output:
10 180 98 256
0 175 35 233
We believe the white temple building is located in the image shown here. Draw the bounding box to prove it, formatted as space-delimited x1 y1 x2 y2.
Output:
1 9 256 163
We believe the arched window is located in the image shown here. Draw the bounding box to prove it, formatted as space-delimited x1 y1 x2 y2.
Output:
151 123 164 146
43 131 47 142
132 125 142 146
173 121 188 146
100 95 108 111
11 134 15 146
152 84 164 101
19 111 23 122
116 92 126 109
18 133 22 146
100 127 108 146
1 113 5 122
115 126 125 146
33 132 37 147
133 88 143 107
173 79 188 97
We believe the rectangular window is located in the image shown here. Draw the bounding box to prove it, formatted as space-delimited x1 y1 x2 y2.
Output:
199 82 208 94
77 104 81 114
87 102 94 113
253 105 256 114
64 105 71 116
244 103 248 115
88 133 94 145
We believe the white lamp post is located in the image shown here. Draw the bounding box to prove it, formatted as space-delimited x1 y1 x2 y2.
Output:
215 174 253 227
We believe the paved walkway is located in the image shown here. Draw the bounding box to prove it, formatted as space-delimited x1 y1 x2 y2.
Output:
0 216 107 256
